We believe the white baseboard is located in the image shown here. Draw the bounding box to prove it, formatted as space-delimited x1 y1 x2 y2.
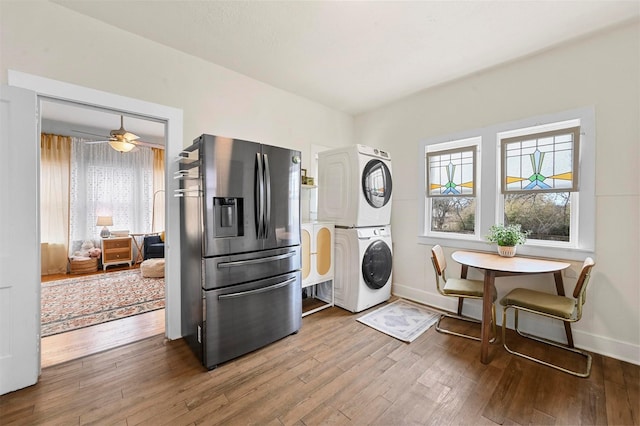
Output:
392 282 640 366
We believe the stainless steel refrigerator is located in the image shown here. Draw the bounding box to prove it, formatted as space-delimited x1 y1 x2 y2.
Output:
178 134 302 369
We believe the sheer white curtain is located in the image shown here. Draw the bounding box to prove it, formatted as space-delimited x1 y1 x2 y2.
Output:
69 138 154 248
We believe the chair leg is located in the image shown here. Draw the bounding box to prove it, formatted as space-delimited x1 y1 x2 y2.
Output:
435 302 497 343
502 306 592 378
492 304 497 343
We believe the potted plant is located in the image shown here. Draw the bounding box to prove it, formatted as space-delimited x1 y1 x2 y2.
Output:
486 223 530 257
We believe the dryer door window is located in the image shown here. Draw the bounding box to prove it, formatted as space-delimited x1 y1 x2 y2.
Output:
362 160 392 208
362 240 392 290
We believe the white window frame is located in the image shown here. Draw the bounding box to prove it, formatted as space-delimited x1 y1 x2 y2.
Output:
418 106 595 261
497 120 580 250
424 136 481 241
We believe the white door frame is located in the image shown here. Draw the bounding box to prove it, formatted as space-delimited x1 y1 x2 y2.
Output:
8 70 183 340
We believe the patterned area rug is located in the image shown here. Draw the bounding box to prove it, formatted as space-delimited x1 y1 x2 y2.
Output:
41 270 165 337
357 299 440 343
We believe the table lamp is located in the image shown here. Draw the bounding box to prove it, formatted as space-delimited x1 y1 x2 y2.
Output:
96 216 113 238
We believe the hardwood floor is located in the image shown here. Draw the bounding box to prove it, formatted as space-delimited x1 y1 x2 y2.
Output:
3 303 638 425
40 263 165 368
41 309 165 368
41 262 140 283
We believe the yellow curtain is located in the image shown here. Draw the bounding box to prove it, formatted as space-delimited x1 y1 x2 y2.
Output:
152 148 165 233
40 134 71 275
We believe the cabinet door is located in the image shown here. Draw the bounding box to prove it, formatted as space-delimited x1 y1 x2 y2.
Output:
315 224 333 279
302 222 334 287
301 224 312 282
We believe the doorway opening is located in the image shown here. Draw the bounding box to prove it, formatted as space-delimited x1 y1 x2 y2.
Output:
39 98 168 367
8 71 183 378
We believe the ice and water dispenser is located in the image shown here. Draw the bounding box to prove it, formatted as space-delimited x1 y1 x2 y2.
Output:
214 197 243 237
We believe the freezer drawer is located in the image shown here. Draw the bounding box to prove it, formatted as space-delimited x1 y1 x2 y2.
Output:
204 245 301 290
203 271 301 369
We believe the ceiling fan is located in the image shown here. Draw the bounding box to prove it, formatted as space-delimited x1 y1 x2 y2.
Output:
74 115 155 152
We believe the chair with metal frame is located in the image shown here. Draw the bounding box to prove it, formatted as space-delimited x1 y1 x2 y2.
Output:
431 245 497 342
500 257 595 377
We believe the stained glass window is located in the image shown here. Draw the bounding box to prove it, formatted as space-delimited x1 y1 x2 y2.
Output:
427 147 476 197
501 127 579 193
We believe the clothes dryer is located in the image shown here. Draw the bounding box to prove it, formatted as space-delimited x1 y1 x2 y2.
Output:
333 226 392 313
318 145 392 228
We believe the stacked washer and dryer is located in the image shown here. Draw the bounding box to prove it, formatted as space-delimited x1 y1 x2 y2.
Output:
317 145 393 313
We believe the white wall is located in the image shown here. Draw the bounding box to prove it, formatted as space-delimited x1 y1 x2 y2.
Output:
0 2 353 166
355 20 640 364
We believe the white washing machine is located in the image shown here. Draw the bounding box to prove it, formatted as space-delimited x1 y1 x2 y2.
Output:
333 226 393 313
318 144 392 228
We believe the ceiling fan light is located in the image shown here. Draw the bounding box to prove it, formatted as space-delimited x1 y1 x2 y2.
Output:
123 131 140 141
109 140 135 152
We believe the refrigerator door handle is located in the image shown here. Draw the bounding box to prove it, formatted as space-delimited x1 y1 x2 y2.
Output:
216 250 296 269
263 153 271 239
217 277 297 300
255 152 265 239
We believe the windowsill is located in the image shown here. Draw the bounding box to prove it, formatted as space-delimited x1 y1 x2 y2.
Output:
417 235 594 261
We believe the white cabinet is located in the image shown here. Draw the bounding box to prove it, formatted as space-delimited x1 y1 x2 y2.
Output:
301 221 334 316
302 222 334 285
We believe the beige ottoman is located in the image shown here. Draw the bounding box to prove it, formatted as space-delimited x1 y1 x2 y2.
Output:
140 258 165 278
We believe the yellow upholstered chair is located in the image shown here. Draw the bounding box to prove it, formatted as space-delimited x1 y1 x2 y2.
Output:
431 245 497 342
500 257 595 377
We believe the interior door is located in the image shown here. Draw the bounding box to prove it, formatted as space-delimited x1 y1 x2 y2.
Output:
0 85 40 394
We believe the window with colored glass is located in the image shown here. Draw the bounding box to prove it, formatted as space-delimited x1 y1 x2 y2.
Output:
500 126 580 243
426 143 478 235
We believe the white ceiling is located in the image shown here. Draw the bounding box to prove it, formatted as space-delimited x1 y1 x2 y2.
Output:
41 100 166 145
44 1 639 136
